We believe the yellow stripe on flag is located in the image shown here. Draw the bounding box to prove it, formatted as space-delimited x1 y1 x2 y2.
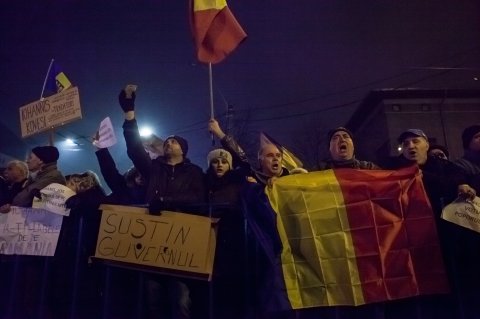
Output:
193 0 226 12
55 72 72 92
267 170 365 308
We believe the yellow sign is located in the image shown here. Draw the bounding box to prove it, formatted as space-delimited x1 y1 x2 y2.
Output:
19 86 82 138
94 205 217 280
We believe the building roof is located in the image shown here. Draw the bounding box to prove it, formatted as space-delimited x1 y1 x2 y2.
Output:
347 88 480 132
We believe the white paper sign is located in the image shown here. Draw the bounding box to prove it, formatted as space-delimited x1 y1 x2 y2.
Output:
32 183 76 216
441 196 480 233
93 117 117 148
0 206 63 256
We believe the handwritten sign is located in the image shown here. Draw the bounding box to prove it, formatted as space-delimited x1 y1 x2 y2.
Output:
442 196 480 233
0 206 63 256
19 86 82 138
94 205 217 280
93 117 117 148
32 183 76 216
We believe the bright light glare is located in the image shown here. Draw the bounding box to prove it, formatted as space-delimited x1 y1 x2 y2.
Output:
397 146 402 152
66 138 76 145
139 127 153 137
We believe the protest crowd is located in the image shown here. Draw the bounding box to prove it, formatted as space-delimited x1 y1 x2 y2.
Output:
0 87 479 319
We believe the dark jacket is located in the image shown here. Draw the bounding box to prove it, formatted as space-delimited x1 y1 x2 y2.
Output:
95 148 146 205
123 119 205 212
59 185 107 259
455 150 480 193
52 185 106 318
0 178 27 206
206 168 246 209
205 168 248 280
318 157 379 170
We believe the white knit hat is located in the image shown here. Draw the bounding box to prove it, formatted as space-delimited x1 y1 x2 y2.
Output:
207 149 233 169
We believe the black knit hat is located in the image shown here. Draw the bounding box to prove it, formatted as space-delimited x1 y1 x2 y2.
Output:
327 127 353 145
31 146 59 164
462 125 480 150
164 135 188 156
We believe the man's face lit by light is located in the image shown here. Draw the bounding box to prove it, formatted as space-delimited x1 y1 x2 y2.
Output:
329 131 354 161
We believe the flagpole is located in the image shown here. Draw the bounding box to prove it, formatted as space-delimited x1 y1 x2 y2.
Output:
208 62 215 145
40 58 56 145
40 58 54 100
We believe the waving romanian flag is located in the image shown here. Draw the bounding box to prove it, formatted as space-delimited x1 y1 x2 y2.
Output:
190 0 247 64
243 166 449 310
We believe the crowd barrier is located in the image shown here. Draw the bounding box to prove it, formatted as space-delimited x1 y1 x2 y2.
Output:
0 197 479 319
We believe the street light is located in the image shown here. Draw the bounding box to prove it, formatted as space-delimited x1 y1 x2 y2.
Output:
139 126 153 137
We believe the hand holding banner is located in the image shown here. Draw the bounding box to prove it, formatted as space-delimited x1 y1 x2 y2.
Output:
92 117 117 149
442 196 480 233
32 183 76 216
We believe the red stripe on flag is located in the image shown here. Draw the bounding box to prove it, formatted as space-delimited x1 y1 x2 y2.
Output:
334 167 449 303
191 4 247 64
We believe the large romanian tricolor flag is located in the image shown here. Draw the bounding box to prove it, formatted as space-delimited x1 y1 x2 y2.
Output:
244 166 449 310
190 0 247 64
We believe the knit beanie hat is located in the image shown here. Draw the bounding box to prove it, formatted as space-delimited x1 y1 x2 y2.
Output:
327 127 353 146
462 125 480 150
164 135 188 156
207 149 233 169
31 146 59 164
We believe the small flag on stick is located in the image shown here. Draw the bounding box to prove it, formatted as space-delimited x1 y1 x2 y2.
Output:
42 59 72 98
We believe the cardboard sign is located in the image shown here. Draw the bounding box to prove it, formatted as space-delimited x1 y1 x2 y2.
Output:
0 206 63 256
94 205 217 281
442 197 480 233
93 117 117 149
19 86 82 138
32 183 77 216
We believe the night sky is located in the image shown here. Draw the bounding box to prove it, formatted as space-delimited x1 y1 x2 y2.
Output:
1 0 479 179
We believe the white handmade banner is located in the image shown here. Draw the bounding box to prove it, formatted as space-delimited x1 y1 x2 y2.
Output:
0 206 63 256
442 196 480 233
93 117 117 148
32 183 76 216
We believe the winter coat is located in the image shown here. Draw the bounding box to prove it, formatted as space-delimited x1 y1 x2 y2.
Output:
123 119 205 213
12 163 65 207
454 150 480 193
318 157 379 170
206 168 246 209
0 178 27 206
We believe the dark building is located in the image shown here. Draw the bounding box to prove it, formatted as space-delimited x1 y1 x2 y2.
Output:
346 88 480 164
